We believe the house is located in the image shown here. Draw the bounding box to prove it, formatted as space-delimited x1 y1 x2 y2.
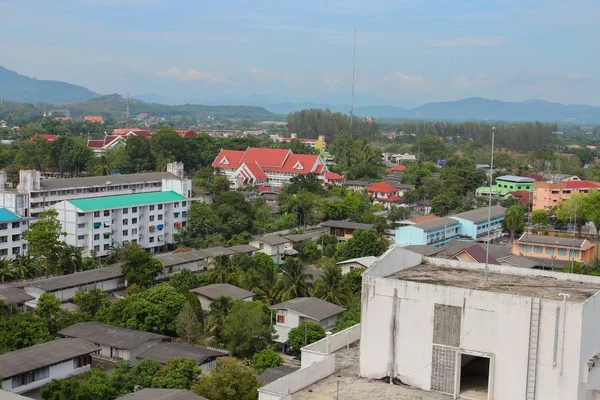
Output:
395 217 461 247
83 116 103 123
533 180 600 210
155 249 211 277
212 148 329 190
0 162 190 218
345 180 370 191
53 190 189 257
324 171 344 185
0 208 29 259
396 214 439 227
450 206 506 240
249 235 292 264
27 133 59 143
513 233 596 263
336 256 378 274
191 283 255 310
58 322 169 362
449 243 500 264
88 129 152 154
320 220 374 240
476 175 536 196
283 228 329 245
402 244 444 257
394 153 417 162
507 190 533 209
366 182 403 209
269 297 346 343
387 164 407 173
117 389 209 400
0 288 34 311
0 338 99 394
359 246 600 399
228 244 259 255
135 342 228 374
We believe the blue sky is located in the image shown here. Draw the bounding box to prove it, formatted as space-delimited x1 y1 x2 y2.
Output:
1 0 599 107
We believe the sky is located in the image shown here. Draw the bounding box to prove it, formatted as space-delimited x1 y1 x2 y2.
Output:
1 0 599 107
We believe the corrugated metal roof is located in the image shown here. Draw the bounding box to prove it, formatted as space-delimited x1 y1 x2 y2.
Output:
191 283 254 300
320 220 374 230
451 206 506 223
270 297 346 321
68 190 185 211
117 389 209 400
39 172 176 190
136 342 227 365
28 266 123 291
58 322 168 350
0 287 34 304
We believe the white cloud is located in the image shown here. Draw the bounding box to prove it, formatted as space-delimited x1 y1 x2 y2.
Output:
155 67 231 84
451 73 494 87
427 36 508 47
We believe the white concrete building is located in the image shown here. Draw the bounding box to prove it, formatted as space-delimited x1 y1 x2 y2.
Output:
336 256 378 274
0 208 28 260
53 190 189 257
249 235 292 264
58 322 169 362
191 283 254 310
360 246 600 400
135 342 228 375
0 162 191 218
0 338 99 394
269 297 346 343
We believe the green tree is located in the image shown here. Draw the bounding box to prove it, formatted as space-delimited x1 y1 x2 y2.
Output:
121 243 164 287
278 189 319 227
132 359 163 388
283 173 326 196
431 190 463 217
555 193 588 238
231 253 255 272
57 244 84 275
531 209 550 231
193 357 260 400
504 205 525 243
22 209 64 278
125 135 156 172
294 239 321 263
287 321 325 353
209 255 236 284
169 268 201 292
584 190 600 259
73 288 108 316
246 259 280 305
34 292 62 334
152 357 201 389
413 135 447 163
206 296 234 339
221 300 274 358
277 258 313 302
0 258 15 283
176 302 203 343
251 348 283 374
335 230 388 260
313 265 351 306
0 312 52 353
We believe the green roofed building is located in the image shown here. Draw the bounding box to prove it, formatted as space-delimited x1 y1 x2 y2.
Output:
53 190 189 257
476 175 535 197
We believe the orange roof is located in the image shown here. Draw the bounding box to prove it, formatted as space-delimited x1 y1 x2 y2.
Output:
113 128 142 134
366 182 399 193
406 214 439 224
84 116 103 123
212 147 323 175
28 133 59 142
53 117 72 121
325 171 344 180
388 164 407 172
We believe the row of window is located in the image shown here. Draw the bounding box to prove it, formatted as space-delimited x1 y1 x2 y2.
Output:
30 183 161 197
476 220 502 231
519 244 580 258
91 203 187 219
0 222 24 230
0 246 22 256
0 234 22 242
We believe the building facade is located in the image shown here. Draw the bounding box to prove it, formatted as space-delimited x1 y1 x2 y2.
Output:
451 206 505 240
395 217 462 247
360 246 600 400
533 180 600 210
0 208 28 260
53 190 188 257
476 175 535 196
513 233 596 264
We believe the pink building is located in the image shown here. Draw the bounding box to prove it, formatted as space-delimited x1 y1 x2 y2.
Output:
512 233 596 264
533 180 600 210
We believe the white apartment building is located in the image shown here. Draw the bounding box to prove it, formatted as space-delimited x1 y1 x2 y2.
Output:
0 162 191 218
0 208 28 260
360 246 600 400
53 190 189 257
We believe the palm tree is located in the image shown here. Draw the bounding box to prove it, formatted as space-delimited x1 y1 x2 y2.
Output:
209 255 236 284
93 155 112 176
277 258 313 302
247 263 280 305
505 205 525 243
0 258 16 283
13 253 34 279
205 295 234 339
105 243 126 265
59 245 84 274
313 265 351 306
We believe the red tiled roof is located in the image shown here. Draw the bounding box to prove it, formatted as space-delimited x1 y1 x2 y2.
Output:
564 180 600 189
366 182 399 193
176 130 197 138
523 173 544 181
129 130 151 138
325 171 344 180
269 154 319 174
113 128 142 134
244 162 267 180
213 148 322 175
84 116 103 123
314 164 324 174
103 135 120 147
213 149 246 169
28 133 59 142
243 148 291 167
87 140 104 149
388 164 407 172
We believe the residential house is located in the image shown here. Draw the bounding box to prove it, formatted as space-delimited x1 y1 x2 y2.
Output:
53 190 189 257
0 208 29 259
395 217 461 247
324 171 344 185
513 233 596 263
117 389 209 400
366 182 403 209
320 220 374 240
476 175 535 196
450 206 506 240
212 148 330 191
270 297 346 343
0 288 34 311
135 342 228 374
155 249 211 278
507 190 533 209
533 180 600 210
0 338 99 394
449 243 500 265
88 129 151 155
58 322 169 362
336 256 378 274
258 366 299 385
111 128 152 137
345 180 370 191
249 235 292 264
191 283 255 310
387 164 407 173
394 153 417 162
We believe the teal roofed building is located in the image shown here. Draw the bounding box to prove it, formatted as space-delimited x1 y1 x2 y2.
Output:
52 190 189 257
476 175 535 197
0 207 28 260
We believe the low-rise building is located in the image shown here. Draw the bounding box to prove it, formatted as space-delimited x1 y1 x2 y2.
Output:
395 217 461 247
58 322 169 362
320 220 374 240
513 233 596 263
0 288 35 311
191 283 255 310
270 297 346 343
0 338 99 394
135 342 228 374
117 389 209 400
336 256 378 274
476 175 535 196
366 182 403 209
533 180 600 210
450 206 505 240
0 208 28 260
345 180 370 191
53 190 188 257
249 235 292 264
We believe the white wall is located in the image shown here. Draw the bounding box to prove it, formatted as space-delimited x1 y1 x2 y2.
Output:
273 311 300 343
579 291 600 399
1 359 91 394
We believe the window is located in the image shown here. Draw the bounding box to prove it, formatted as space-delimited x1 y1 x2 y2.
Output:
104 233 110 239
519 245 530 253
77 212 85 217
123 230 129 236
78 235 86 240
78 223 85 228
123 208 129 214
123 219 128 225
94 211 100 218
12 222 20 229
0 223 7 230
0 249 7 256
132 228 138 235
12 247 20 255
132 207 138 213
94 234 100 240
0 236 7 243
150 215 155 222
570 250 580 258
104 210 110 217
73 355 91 369
558 248 567 256
12 234 20 241
150 205 155 211
182 211 187 217
149 237 155 243
546 247 555 256
158 204 163 210
94 245 100 252
158 214 163 221
12 367 49 387
103 244 110 251
534 246 542 254
277 314 285 324
182 221 187 227
174 212 180 218
132 218 138 224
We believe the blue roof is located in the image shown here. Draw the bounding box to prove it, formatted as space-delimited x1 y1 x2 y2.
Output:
496 175 535 183
0 208 21 222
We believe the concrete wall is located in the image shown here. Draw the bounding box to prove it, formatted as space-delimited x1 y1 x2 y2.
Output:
579 291 600 399
363 246 422 278
273 310 301 343
395 226 426 246
1 360 91 394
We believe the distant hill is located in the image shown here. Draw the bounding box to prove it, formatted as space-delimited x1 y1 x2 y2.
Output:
0 66 99 104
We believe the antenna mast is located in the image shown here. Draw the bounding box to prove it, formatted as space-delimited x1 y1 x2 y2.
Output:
349 29 357 132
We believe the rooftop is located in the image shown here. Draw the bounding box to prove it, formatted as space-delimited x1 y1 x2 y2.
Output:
258 366 299 385
191 283 254 300
321 220 374 230
0 208 21 222
117 389 208 400
58 322 169 349
38 171 177 190
68 190 186 211
451 206 506 223
412 217 459 231
0 338 99 379
496 175 535 183
403 245 444 257
155 250 209 267
0 287 35 304
228 244 259 253
201 246 237 257
254 234 290 246
517 233 592 249
390 263 600 302
270 297 346 321
336 256 378 268
136 342 227 365
26 266 123 292
366 182 399 193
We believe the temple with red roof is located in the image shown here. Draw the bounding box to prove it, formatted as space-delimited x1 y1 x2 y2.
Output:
28 133 59 142
88 129 152 154
84 116 103 123
212 147 333 190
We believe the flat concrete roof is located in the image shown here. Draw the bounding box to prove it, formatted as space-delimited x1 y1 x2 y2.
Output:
390 264 600 302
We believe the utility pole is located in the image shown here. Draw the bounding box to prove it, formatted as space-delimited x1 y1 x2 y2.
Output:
485 126 495 285
349 29 357 134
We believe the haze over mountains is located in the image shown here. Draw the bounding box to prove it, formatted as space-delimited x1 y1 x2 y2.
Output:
2 65 600 123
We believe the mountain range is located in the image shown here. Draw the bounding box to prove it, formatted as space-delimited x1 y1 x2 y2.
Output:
2 65 600 123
